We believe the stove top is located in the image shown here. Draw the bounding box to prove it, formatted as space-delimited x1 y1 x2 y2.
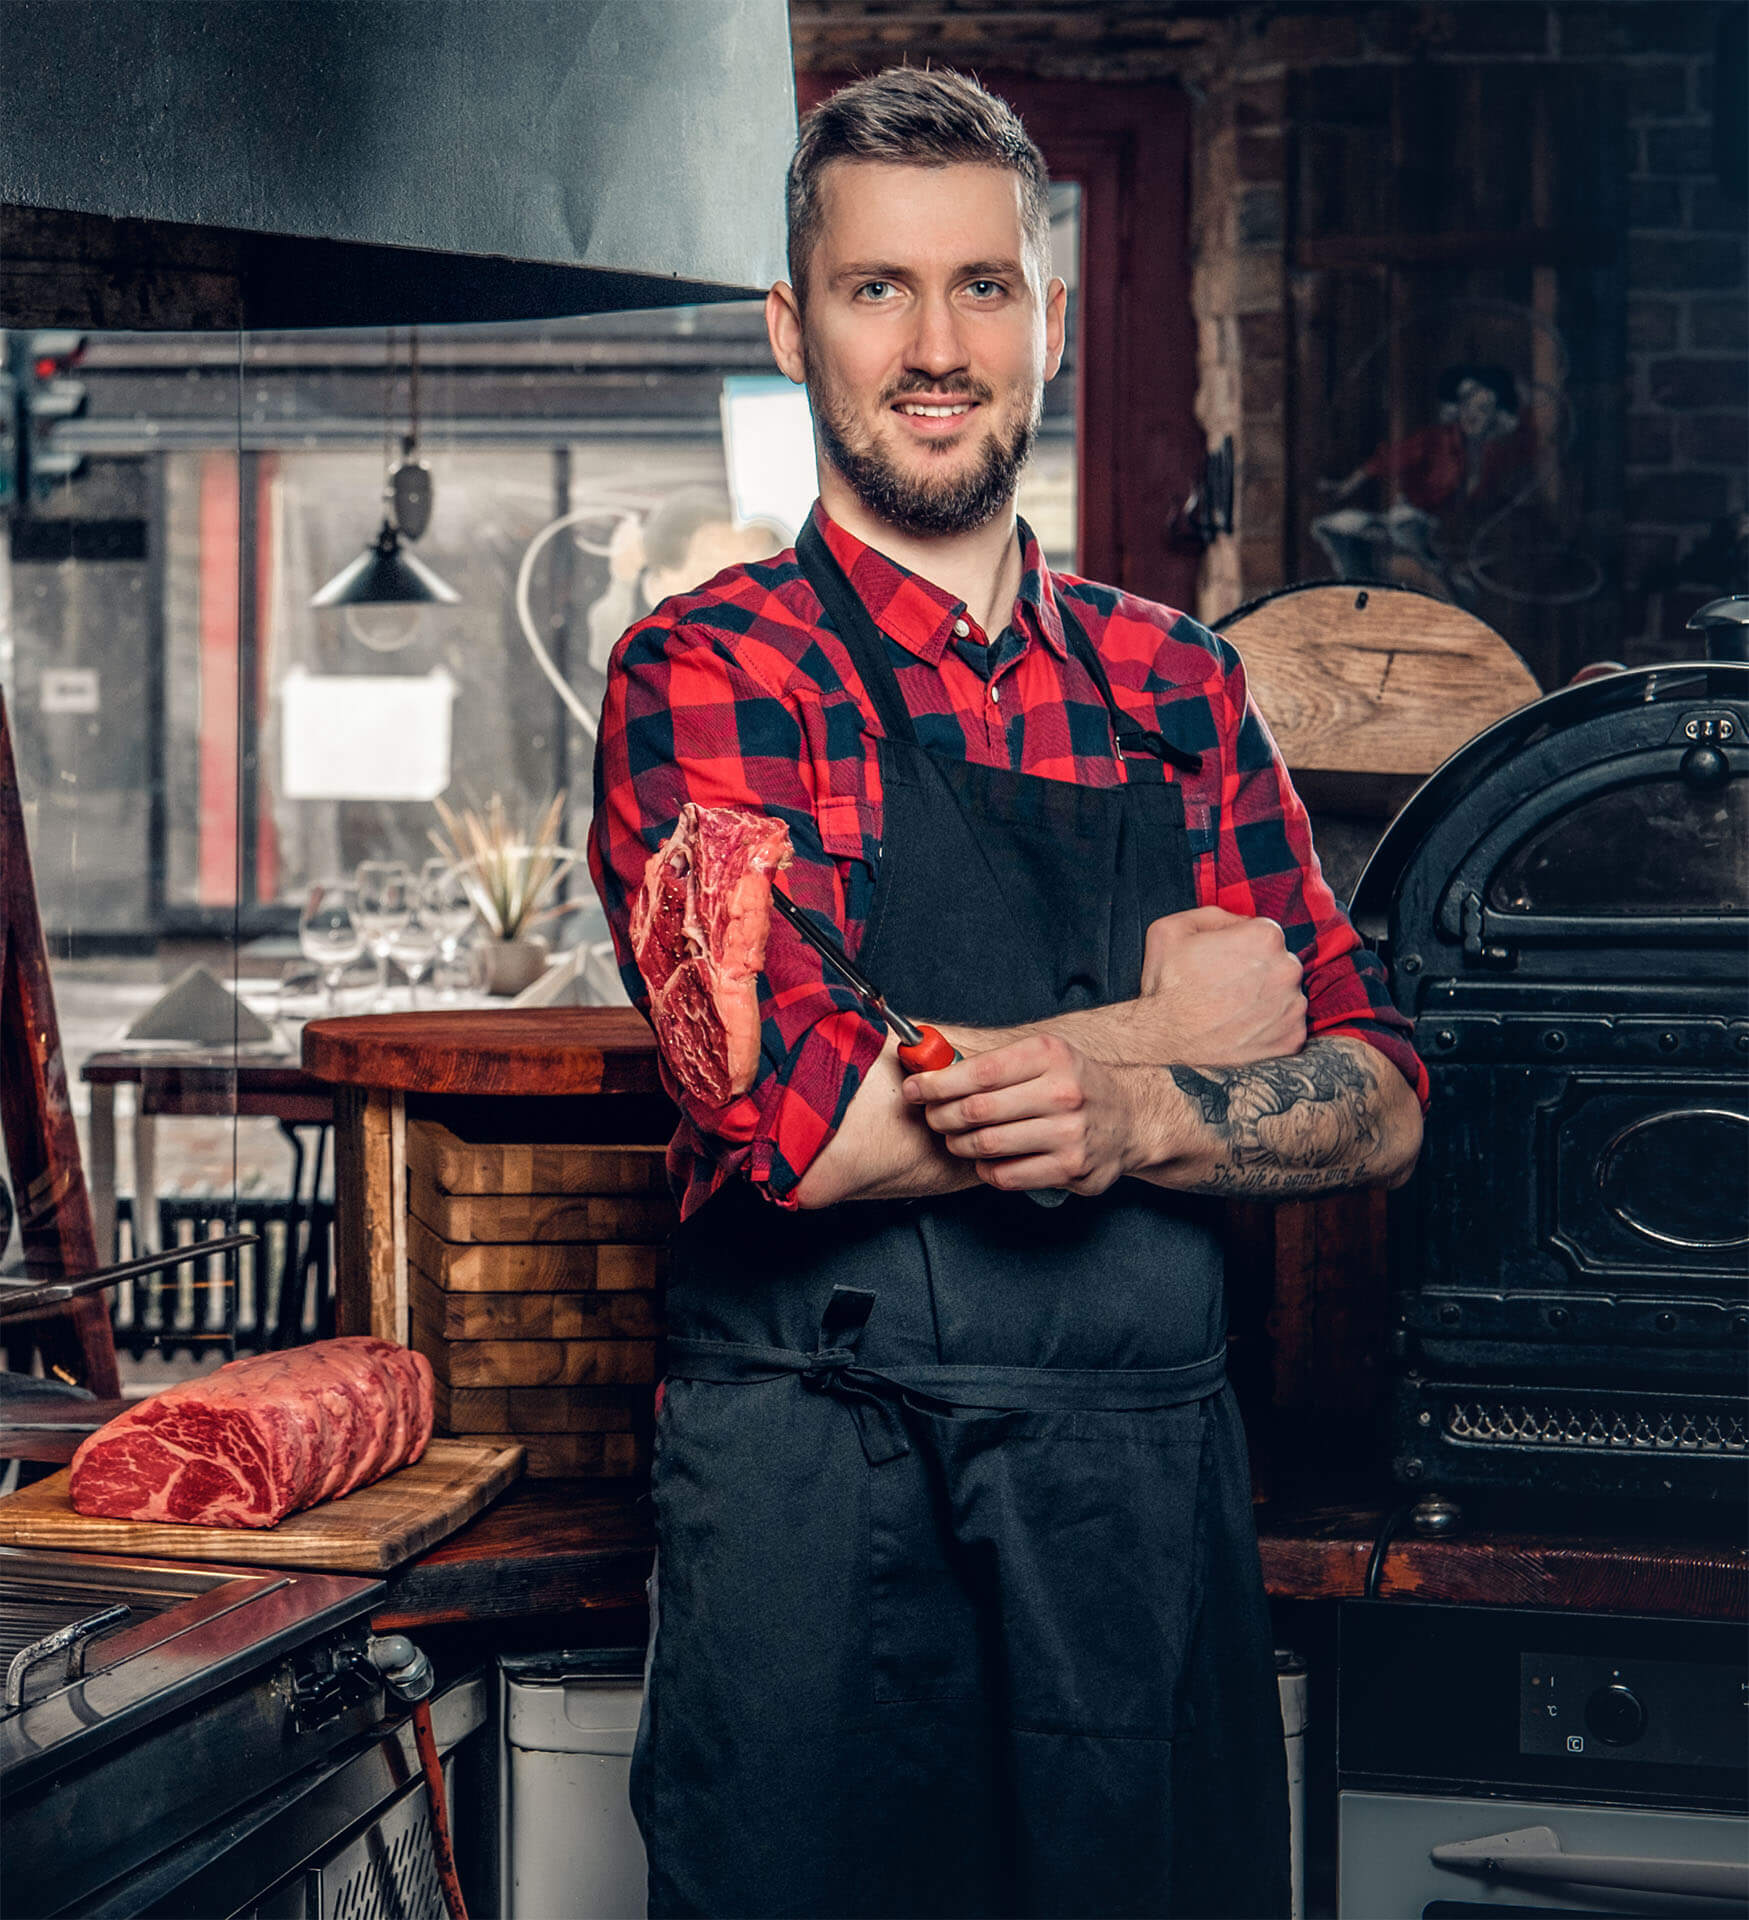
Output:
0 1544 381 1789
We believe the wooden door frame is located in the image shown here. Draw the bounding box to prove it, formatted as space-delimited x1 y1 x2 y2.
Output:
794 72 1202 611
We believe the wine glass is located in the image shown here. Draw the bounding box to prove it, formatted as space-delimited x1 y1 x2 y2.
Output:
354 860 412 1007
388 915 440 1008
298 884 364 1013
420 857 476 1001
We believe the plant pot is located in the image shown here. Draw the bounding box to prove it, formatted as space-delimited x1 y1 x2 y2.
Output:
478 936 549 997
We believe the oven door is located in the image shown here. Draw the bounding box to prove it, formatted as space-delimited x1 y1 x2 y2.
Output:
1339 1791 1749 1918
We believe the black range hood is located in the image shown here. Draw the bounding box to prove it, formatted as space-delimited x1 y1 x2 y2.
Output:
0 0 795 329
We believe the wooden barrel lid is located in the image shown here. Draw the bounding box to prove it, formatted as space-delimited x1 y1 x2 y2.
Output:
303 1008 661 1098
1217 582 1541 778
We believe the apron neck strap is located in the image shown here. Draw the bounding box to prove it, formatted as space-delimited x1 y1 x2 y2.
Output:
796 521 920 747
1057 597 1204 777
797 518 1202 777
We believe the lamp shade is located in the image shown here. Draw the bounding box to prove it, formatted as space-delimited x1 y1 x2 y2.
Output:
310 522 460 608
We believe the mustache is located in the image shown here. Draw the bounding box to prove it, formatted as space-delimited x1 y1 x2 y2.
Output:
882 374 997 405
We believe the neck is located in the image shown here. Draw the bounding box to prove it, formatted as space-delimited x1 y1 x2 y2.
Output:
817 468 1023 636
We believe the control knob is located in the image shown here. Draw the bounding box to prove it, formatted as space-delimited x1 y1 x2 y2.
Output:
1584 1681 1646 1747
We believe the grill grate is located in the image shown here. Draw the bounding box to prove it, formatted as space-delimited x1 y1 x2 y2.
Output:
1446 1398 1748 1454
0 1593 169 1670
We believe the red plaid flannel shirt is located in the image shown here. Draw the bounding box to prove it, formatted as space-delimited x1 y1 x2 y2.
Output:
589 504 1428 1219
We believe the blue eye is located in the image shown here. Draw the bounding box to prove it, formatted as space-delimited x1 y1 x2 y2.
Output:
858 281 894 301
967 280 1002 298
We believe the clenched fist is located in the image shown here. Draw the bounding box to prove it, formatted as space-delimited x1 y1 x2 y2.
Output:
1133 906 1307 1065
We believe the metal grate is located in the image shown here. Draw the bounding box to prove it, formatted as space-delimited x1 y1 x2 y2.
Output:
321 1781 446 1920
1446 1398 1748 1454
108 1193 335 1361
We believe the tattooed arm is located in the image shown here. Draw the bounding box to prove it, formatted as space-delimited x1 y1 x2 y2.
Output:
1139 1037 1420 1198
904 1032 1422 1200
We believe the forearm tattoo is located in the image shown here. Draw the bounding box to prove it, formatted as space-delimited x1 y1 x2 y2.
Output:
1167 1040 1387 1198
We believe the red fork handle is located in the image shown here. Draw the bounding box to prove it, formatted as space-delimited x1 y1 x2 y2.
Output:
897 1026 959 1073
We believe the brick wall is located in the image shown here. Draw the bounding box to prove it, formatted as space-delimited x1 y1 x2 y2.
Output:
1612 5 1748 654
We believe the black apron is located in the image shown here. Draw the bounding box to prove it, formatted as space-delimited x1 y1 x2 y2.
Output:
633 527 1290 1919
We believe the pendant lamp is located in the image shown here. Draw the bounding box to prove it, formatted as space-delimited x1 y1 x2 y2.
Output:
311 326 458 650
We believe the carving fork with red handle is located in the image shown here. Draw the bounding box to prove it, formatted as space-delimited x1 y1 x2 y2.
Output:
769 887 958 1071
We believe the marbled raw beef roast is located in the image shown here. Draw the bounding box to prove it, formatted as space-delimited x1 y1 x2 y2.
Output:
69 1337 434 1528
631 803 792 1106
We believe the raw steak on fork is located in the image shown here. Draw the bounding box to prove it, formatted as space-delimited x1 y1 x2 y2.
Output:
630 803 792 1106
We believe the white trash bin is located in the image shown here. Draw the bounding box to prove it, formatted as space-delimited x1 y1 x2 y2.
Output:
1276 1649 1309 1920
500 1649 648 1920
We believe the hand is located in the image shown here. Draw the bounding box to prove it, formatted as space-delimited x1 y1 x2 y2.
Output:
903 1034 1141 1196
1134 906 1306 1065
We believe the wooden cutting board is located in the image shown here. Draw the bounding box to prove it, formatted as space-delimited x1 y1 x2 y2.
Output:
0 1437 523 1573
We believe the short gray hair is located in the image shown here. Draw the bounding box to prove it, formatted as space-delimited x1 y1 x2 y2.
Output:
787 68 1052 306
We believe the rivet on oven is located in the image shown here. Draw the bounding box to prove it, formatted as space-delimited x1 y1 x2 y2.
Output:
1438 1303 1461 1326
1547 1306 1570 1328
1400 954 1421 974
1658 1032 1679 1052
1542 1029 1567 1052
1655 1312 1677 1333
1417 1410 1433 1427
1434 1028 1456 1050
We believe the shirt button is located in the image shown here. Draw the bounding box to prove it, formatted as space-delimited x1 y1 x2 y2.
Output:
953 618 970 639
989 682 1001 704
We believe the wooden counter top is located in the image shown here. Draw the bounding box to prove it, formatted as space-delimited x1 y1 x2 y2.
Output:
374 1481 1748 1631
304 1008 662 1099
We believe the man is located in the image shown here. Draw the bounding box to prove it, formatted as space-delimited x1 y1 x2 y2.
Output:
589 68 1426 1920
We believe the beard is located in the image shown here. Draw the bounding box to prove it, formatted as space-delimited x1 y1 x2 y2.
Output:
810 370 1042 538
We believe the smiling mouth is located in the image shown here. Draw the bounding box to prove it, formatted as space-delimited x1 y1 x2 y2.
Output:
892 399 978 419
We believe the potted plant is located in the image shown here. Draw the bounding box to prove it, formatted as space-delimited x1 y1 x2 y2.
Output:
429 791 578 996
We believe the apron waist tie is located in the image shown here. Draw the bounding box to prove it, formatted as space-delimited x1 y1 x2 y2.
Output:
666 1287 1229 1467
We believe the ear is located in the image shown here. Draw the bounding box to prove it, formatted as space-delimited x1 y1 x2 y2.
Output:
766 283 807 385
1043 276 1068 383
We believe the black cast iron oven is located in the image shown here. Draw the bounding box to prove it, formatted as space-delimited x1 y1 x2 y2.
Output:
1352 662 1748 1503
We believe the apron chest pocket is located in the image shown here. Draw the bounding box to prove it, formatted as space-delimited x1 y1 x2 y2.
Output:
868 1401 1211 1738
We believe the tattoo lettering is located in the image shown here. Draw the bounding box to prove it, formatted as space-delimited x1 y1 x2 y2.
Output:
1167 1042 1385 1199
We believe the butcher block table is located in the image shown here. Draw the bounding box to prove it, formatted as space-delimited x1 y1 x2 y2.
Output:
303 1009 667 1349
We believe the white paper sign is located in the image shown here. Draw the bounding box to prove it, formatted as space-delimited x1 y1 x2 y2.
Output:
281 668 455 801
41 667 99 714
720 375 819 541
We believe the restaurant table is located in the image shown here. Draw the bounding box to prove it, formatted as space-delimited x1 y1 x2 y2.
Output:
302 1009 666 1344
80 1050 335 1260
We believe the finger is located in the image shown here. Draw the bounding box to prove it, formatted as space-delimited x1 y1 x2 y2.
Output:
941 1115 1080 1161
922 1073 1082 1136
975 1152 1093 1192
903 1035 1062 1106
1145 905 1243 944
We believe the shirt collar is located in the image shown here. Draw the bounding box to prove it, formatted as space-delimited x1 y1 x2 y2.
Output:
812 500 1070 665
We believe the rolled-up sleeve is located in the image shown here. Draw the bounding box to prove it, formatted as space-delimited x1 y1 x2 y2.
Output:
588 617 888 1214
1209 640 1430 1108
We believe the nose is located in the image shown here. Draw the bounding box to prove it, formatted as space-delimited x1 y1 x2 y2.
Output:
903 289 968 383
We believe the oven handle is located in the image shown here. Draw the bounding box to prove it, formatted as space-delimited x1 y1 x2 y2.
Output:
1431 1826 1748 1902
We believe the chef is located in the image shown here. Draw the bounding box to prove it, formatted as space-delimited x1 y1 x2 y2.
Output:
588 66 1427 1920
